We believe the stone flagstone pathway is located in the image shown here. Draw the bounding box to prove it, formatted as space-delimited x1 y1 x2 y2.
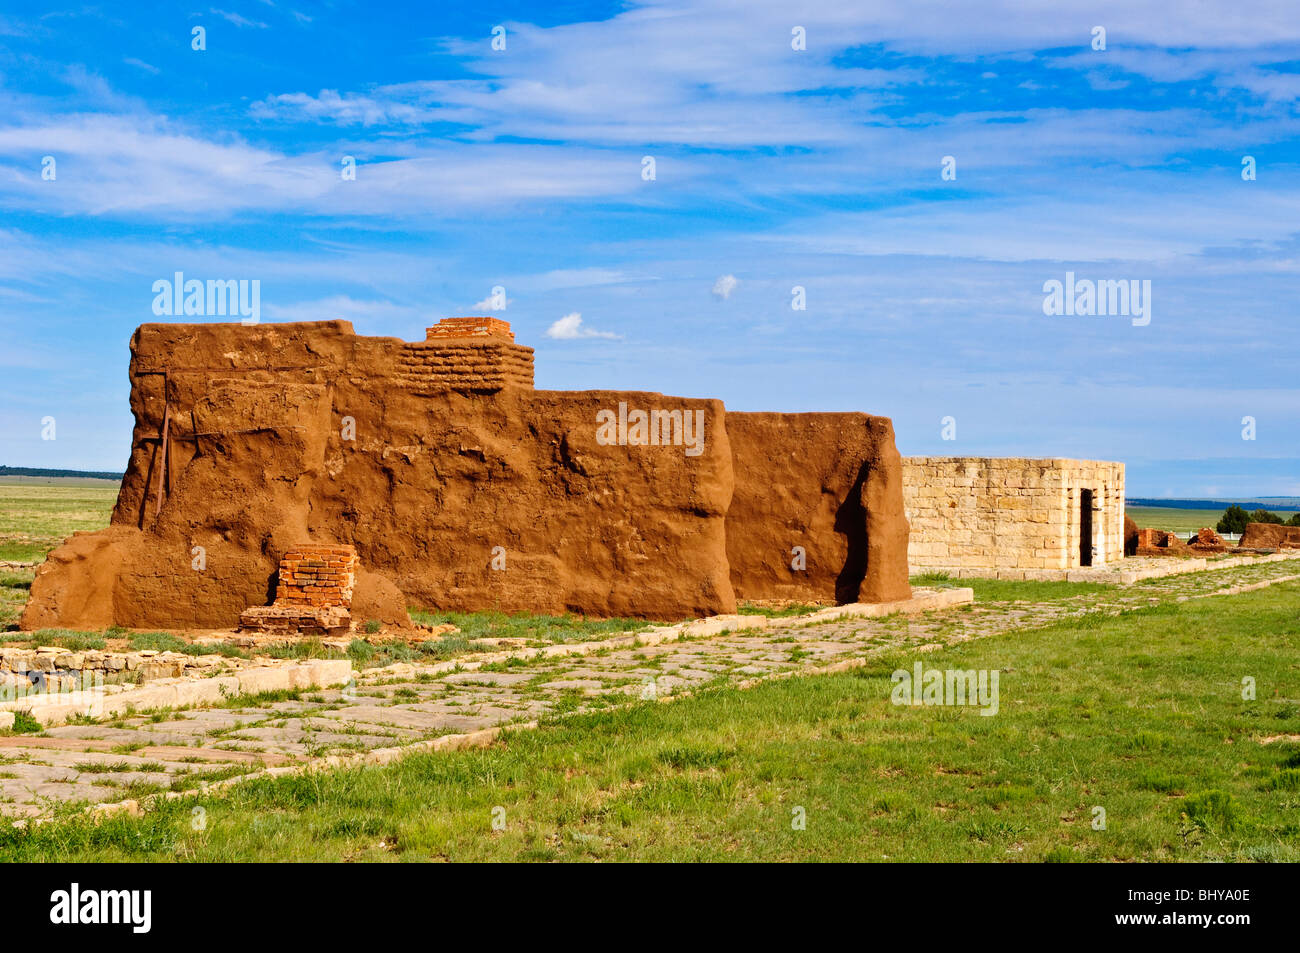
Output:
3 556 1299 820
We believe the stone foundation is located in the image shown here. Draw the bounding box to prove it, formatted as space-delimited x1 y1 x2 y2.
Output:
1187 527 1229 554
2 645 246 691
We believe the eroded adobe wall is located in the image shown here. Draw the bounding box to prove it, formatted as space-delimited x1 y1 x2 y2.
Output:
727 413 911 604
1239 522 1300 549
901 457 1125 571
23 319 913 630
306 386 735 620
23 320 734 629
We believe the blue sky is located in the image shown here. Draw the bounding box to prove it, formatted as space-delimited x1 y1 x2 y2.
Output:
1 1 1297 496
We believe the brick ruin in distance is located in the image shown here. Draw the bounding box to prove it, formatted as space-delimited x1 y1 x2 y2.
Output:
22 317 913 630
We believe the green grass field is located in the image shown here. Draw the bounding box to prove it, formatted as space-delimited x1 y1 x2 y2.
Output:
912 572 1116 602
0 478 118 626
3 479 1298 862
2 583 1297 862
0 478 119 562
1125 506 1227 534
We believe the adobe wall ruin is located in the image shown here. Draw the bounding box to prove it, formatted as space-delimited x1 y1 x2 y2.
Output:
728 413 911 604
22 318 911 630
1239 522 1300 550
901 457 1125 572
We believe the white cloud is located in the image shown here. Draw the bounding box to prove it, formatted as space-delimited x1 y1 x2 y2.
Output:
3 2 1294 226
712 274 738 299
209 8 268 29
764 178 1300 263
0 111 669 217
252 89 450 126
0 114 321 215
471 291 509 311
545 312 620 340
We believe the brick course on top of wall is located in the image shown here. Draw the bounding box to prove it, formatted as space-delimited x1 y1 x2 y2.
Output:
902 457 1124 571
426 316 515 341
397 318 535 393
396 340 535 392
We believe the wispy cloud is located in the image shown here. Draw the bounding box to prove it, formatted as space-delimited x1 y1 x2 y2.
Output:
122 57 159 75
209 8 268 29
262 295 423 326
252 88 451 126
0 113 673 216
253 0 1300 151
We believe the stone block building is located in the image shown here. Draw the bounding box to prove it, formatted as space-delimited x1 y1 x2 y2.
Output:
902 457 1125 577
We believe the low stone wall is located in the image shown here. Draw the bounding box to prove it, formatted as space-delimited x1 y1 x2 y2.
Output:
933 551 1300 583
0 646 230 689
0 659 353 726
903 457 1125 571
1134 527 1190 556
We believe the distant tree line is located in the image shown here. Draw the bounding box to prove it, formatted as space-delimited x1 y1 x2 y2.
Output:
0 466 123 480
1217 504 1300 534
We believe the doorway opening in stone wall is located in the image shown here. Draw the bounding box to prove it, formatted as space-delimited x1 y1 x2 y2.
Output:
1079 488 1094 566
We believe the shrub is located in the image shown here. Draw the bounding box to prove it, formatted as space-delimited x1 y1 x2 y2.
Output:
1263 768 1300 792
8 711 42 734
128 631 188 653
1216 505 1249 534
1182 790 1240 832
1137 771 1185 794
127 631 243 657
346 639 375 663
1043 846 1083 863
